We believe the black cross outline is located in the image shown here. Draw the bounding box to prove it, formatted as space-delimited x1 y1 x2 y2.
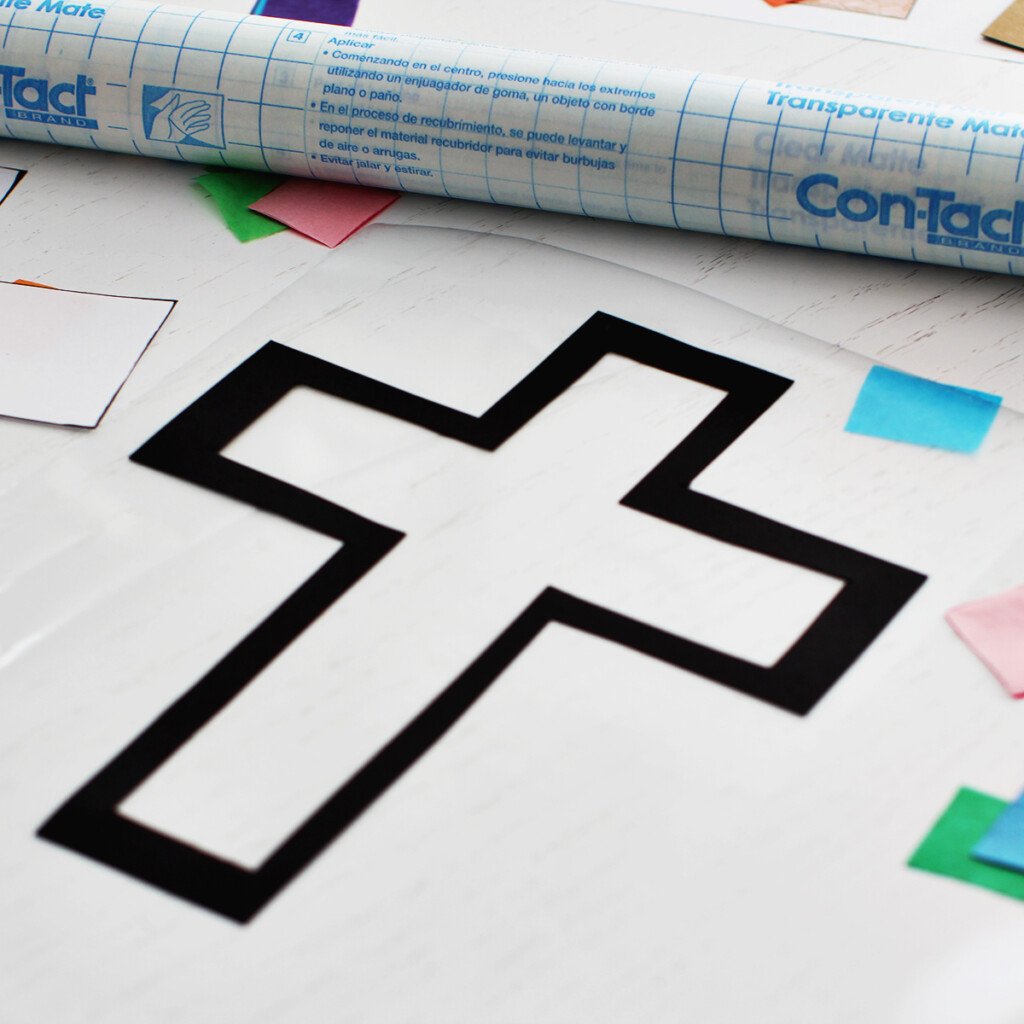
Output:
39 313 926 922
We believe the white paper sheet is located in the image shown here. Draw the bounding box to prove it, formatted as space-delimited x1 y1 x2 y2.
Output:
0 282 175 427
5 225 1024 1021
615 0 1016 61
65 224 1024 900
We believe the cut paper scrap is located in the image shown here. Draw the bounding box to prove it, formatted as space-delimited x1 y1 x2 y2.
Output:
250 0 358 25
803 0 918 14
0 281 175 428
13 279 54 288
985 0 1024 51
973 790 1024 872
763 0 805 6
195 171 287 242
0 166 23 206
249 179 399 248
844 365 1002 453
946 585 1024 698
907 787 1024 902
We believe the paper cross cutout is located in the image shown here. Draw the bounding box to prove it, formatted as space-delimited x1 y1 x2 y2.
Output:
40 314 924 921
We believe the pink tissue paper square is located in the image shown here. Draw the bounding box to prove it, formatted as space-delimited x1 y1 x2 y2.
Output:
946 585 1024 698
249 179 399 248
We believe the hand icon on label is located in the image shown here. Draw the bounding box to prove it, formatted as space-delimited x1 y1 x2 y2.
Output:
149 92 213 143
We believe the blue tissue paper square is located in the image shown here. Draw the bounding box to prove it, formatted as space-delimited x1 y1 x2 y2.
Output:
973 791 1024 873
845 366 1002 453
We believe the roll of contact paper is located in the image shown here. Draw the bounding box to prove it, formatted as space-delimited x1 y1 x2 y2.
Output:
3 0 1024 272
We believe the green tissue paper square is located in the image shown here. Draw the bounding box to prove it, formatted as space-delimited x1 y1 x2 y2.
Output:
908 787 1024 901
196 171 288 242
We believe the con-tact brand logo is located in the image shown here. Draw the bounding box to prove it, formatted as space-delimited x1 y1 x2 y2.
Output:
796 172 1024 259
0 64 97 128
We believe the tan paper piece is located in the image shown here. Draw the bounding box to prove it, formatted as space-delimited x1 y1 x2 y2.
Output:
984 0 1024 51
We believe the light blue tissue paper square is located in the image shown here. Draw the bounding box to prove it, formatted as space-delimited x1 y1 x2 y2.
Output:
845 365 1002 453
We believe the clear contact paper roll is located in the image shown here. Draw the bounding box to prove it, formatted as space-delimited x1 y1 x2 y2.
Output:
4 0 1024 272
